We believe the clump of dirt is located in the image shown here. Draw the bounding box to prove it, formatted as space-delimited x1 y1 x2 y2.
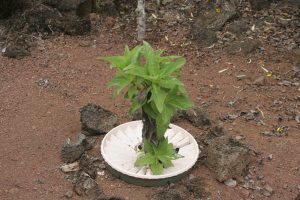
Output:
74 172 105 200
185 177 211 199
150 189 183 200
181 106 211 127
202 130 252 182
80 103 118 135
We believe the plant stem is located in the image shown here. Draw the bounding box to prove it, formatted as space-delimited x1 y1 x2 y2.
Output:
142 110 158 146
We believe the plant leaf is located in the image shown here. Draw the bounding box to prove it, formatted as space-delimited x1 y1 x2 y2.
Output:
129 99 143 114
125 85 138 100
142 41 159 76
157 155 173 168
156 77 183 90
135 153 156 167
167 94 193 110
108 75 133 95
143 139 155 154
151 84 167 113
150 162 163 175
98 56 127 69
160 57 185 76
142 103 157 119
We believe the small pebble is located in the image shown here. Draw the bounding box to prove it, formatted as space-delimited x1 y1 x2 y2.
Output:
267 154 273 160
235 135 243 140
64 191 73 199
99 163 106 170
240 189 250 198
262 184 274 197
224 178 237 187
257 175 264 180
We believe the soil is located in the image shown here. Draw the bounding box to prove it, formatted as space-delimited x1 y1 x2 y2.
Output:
0 0 300 200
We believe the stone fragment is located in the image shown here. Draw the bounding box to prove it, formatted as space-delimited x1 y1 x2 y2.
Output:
225 39 261 55
224 178 237 187
204 136 251 182
80 103 118 135
74 172 105 199
61 134 88 163
249 0 271 11
228 21 248 35
182 106 211 127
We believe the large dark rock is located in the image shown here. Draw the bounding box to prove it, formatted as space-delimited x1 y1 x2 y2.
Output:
0 0 29 19
194 0 236 31
23 4 65 33
228 20 248 35
249 0 271 11
203 135 251 182
44 0 94 17
63 14 91 35
192 0 236 47
225 39 261 55
191 25 217 47
80 103 118 135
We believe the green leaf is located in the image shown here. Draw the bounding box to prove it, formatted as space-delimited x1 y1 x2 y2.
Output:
151 84 167 113
156 138 175 156
129 99 143 114
125 66 151 80
160 57 185 76
135 153 156 167
167 94 193 110
157 155 173 168
156 122 168 140
156 77 183 90
108 75 133 96
127 45 142 64
150 162 163 175
125 85 138 100
143 139 154 154
98 56 127 69
142 103 157 119
156 139 169 154
142 41 159 76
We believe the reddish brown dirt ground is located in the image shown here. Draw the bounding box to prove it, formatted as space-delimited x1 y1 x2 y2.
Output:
0 17 299 200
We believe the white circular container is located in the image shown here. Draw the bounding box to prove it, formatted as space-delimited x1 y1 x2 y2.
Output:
101 120 199 186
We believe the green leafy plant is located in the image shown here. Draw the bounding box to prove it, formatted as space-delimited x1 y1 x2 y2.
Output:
99 41 193 175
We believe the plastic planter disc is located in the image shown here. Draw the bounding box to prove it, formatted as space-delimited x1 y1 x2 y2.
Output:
100 120 199 187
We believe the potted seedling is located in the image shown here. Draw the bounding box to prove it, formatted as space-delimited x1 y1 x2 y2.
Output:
99 42 199 186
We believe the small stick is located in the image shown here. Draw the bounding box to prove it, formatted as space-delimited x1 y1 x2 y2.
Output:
137 0 146 41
